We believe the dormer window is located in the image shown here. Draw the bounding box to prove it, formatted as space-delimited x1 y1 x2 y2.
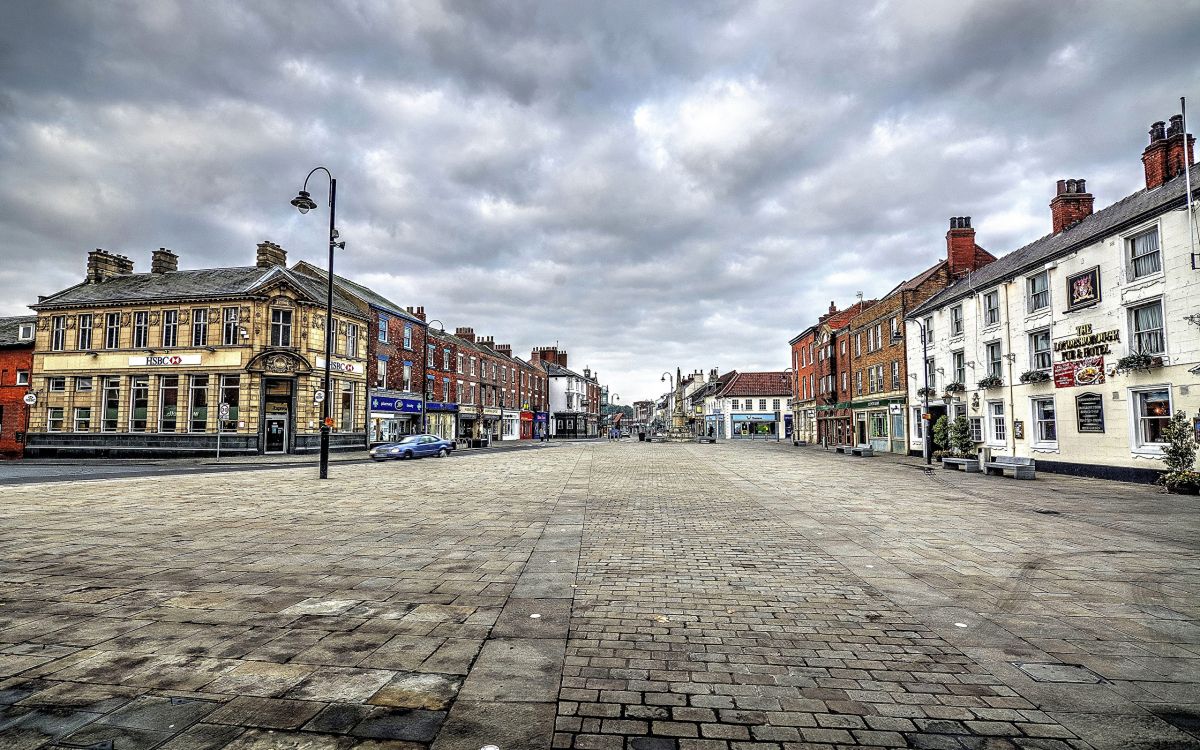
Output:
18 323 33 341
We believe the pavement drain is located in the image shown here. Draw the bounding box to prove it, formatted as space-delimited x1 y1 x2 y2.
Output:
1013 662 1105 683
1034 509 1061 515
53 742 113 750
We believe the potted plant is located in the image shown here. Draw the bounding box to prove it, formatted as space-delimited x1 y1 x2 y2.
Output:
977 374 1004 389
948 414 980 471
1019 370 1051 384
1114 352 1159 374
932 415 949 460
944 382 966 395
1158 410 1199 495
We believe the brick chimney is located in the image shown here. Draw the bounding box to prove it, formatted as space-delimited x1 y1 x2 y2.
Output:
478 335 495 350
256 241 286 268
557 350 568 368
495 343 512 357
946 216 979 278
151 248 178 274
1050 179 1094 233
86 249 134 284
455 327 476 343
1144 116 1196 190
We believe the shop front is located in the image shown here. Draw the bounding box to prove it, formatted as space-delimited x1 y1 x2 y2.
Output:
851 397 906 453
554 412 582 437
816 405 853 446
368 393 422 445
425 401 458 441
520 410 534 439
732 413 778 439
482 406 503 444
459 408 479 444
501 408 520 440
705 411 722 438
534 411 548 439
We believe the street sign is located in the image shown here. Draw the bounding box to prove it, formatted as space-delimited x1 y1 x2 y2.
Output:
22 393 37 405
218 402 231 420
314 390 325 404
324 417 334 427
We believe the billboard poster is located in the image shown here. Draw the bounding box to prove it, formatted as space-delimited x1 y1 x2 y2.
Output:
1053 356 1104 388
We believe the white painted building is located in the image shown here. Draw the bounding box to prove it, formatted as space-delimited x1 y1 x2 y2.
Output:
906 117 1199 481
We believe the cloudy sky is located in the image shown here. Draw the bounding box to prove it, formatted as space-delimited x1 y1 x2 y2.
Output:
1 1 1197 402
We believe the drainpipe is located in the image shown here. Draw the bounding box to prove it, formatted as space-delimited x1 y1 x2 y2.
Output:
1002 281 1016 455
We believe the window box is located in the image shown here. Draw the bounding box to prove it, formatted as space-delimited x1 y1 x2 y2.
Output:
977 374 1004 389
1114 353 1163 374
1019 370 1051 384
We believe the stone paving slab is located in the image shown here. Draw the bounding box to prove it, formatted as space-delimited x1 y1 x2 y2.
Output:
0 442 1197 748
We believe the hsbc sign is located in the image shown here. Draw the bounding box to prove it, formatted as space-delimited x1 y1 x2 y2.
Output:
128 354 202 367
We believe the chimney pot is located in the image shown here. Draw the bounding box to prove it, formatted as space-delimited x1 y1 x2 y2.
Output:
1050 177 1094 233
1167 114 1184 137
1150 121 1166 143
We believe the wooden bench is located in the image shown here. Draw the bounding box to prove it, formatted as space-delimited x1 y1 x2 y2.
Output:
850 444 875 457
942 456 981 473
984 456 1036 479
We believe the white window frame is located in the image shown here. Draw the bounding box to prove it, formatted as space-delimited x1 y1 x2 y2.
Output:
1128 299 1166 356
1027 271 1050 313
1030 397 1058 448
77 314 93 350
985 341 1003 379
983 290 1001 327
18 322 34 341
951 350 966 386
950 305 963 337
1129 386 1172 455
1029 329 1052 372
987 400 1007 446
50 315 66 351
1125 225 1162 281
16 370 30 386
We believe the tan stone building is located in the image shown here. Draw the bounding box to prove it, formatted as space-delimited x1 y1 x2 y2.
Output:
26 243 370 456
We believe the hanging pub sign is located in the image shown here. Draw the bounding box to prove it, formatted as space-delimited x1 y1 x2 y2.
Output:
1054 356 1105 388
1066 266 1101 311
1075 392 1105 433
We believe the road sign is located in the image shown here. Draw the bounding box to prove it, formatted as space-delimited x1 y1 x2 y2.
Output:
218 403 231 420
22 393 36 405
314 390 325 404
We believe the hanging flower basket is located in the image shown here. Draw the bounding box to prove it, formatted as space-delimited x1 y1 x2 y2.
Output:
1019 370 1051 384
977 374 1004 389
917 387 936 398
944 382 966 394
1114 353 1162 374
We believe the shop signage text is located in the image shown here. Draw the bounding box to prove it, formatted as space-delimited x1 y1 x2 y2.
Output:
315 357 364 375
369 396 422 413
128 354 202 367
1054 324 1120 362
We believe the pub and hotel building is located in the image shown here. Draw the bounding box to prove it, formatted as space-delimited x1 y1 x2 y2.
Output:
24 242 370 456
906 115 1199 481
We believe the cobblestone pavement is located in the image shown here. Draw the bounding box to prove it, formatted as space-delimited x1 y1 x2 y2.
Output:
0 442 1197 749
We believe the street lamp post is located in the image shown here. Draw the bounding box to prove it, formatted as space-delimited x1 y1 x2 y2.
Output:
894 323 932 465
290 167 340 480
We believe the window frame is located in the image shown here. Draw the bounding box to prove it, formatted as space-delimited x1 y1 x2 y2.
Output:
1031 396 1057 447
987 400 1007 446
985 341 1003 379
222 307 240 346
191 308 209 347
1029 328 1052 372
161 309 178 348
983 290 1001 327
269 308 293 348
50 315 66 351
950 305 964 337
132 311 149 349
1128 299 1166 356
1126 225 1162 281
105 313 120 349
1027 271 1050 313
77 314 92 350
1130 386 1172 453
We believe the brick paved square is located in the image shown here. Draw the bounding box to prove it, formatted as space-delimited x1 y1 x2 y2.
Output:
1 443 1197 748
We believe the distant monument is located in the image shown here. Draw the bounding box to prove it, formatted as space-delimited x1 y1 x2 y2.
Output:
664 367 693 442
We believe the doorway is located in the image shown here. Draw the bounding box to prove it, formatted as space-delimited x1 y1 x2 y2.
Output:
265 415 288 454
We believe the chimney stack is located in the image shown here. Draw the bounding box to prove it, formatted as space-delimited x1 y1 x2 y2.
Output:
557 350 568 368
496 344 512 357
1144 115 1195 190
478 335 495 349
710 368 718 382
1050 179 1094 233
256 241 287 268
151 248 178 274
455 327 476 343
86 249 134 284
945 216 980 278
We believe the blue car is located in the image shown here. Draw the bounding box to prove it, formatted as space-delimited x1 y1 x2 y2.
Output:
370 434 456 461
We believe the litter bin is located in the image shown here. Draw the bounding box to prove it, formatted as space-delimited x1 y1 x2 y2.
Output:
638 432 646 442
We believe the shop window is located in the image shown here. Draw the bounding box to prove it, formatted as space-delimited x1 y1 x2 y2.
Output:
223 307 240 346
192 308 209 347
1032 397 1057 444
51 315 66 351
162 310 178 347
77 314 93 350
189 375 208 433
129 376 150 432
73 407 91 433
269 309 291 347
1133 388 1171 448
1127 227 1161 279
133 311 149 349
105 313 120 349
220 375 240 431
102 376 120 431
47 407 64 432
159 375 180 432
1129 300 1165 355
340 381 354 431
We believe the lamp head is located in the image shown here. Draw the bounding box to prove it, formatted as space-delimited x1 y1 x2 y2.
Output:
290 190 317 214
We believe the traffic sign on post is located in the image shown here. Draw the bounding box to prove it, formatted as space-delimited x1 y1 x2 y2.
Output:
23 393 37 406
218 402 231 420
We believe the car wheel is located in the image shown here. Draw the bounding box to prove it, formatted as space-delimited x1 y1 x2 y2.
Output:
438 448 448 458
404 451 413 459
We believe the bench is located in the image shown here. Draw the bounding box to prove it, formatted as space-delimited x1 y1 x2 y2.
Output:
834 444 853 454
984 456 1036 479
695 436 717 443
942 456 981 473
850 444 875 457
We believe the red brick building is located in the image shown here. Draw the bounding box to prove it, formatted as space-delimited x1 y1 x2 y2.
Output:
812 300 874 446
0 316 36 457
789 325 818 443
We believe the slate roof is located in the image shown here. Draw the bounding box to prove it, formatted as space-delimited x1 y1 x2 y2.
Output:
32 265 366 318
291 261 424 324
689 371 737 401
718 371 792 397
0 316 36 347
911 163 1200 318
545 362 592 381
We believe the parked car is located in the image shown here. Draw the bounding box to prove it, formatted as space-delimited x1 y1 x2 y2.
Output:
370 434 456 461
